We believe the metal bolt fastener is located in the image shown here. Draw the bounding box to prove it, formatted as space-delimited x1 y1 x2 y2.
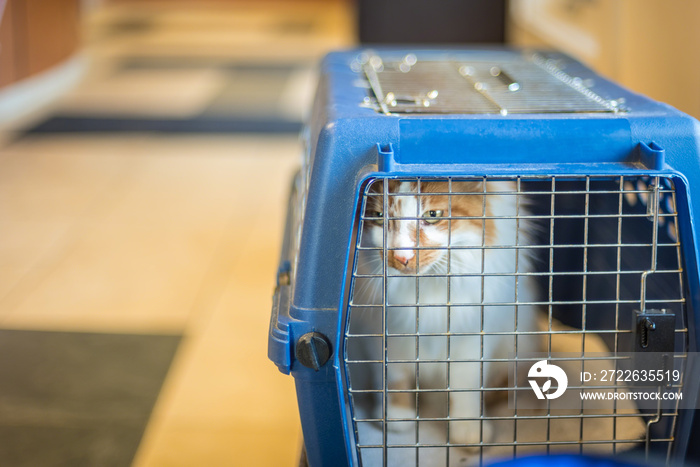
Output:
640 318 656 348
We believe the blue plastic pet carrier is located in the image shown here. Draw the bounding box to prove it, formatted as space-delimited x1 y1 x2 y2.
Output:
268 48 700 467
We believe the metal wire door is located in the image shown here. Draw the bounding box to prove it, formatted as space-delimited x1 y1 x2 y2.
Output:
343 175 687 466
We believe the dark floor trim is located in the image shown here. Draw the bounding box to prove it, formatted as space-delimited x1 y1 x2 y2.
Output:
21 116 303 135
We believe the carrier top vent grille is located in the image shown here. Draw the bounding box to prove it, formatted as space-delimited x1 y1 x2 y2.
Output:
359 52 624 115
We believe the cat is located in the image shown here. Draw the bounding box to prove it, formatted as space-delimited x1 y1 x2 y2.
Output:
350 179 542 449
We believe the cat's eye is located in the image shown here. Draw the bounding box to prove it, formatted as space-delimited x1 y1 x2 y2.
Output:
369 211 384 225
422 210 444 224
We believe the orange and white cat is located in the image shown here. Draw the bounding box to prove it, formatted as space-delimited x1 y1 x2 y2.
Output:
353 179 541 447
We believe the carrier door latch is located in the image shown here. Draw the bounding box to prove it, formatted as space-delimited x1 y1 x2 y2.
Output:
629 309 675 385
632 309 675 353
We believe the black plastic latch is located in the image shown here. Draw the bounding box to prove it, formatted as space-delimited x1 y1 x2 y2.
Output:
629 309 675 385
633 309 675 353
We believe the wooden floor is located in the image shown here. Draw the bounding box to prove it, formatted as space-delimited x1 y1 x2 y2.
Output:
0 1 355 465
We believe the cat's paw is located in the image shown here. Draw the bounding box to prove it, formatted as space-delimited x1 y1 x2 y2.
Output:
449 420 493 448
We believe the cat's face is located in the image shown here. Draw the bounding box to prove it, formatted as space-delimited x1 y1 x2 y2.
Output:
362 180 496 274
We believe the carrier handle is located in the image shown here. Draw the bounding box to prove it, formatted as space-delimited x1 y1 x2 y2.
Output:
268 172 300 375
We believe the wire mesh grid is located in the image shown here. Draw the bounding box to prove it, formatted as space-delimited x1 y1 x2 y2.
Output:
343 175 687 466
361 53 622 116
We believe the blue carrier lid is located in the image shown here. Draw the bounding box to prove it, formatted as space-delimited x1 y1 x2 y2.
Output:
309 48 698 173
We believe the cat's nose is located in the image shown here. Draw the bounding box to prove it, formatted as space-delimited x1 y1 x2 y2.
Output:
393 250 414 266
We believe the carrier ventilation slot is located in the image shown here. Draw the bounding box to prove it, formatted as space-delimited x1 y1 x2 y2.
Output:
359 53 624 115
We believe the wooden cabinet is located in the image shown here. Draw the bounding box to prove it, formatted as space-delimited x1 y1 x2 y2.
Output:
0 0 80 88
508 0 700 118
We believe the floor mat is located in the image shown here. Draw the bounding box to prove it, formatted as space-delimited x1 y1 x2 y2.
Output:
0 330 180 467
16 5 323 137
21 62 308 135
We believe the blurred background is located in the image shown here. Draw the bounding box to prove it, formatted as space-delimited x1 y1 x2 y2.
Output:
0 0 698 466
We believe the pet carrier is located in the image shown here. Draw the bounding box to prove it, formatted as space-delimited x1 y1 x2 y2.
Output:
268 48 700 467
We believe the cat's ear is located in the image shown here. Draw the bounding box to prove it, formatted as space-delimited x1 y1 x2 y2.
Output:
449 181 483 195
418 181 447 194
